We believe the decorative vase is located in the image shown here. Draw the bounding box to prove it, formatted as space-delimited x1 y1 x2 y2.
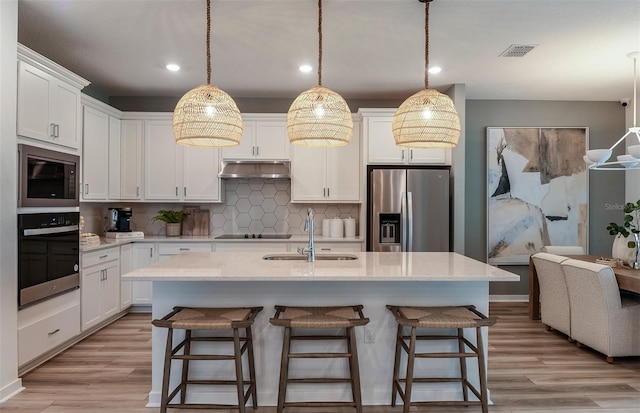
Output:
612 233 640 268
166 222 181 237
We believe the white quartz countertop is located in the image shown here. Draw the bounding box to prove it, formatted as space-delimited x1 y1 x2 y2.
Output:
121 252 519 282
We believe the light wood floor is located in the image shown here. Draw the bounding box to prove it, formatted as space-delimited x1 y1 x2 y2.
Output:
1 302 639 412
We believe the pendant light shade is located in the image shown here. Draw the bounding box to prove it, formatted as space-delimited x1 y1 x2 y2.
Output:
287 0 353 147
393 0 460 149
173 84 242 147
287 85 353 147
173 0 242 147
393 89 460 148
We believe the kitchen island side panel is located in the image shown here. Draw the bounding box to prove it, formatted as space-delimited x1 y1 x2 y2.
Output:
147 280 490 407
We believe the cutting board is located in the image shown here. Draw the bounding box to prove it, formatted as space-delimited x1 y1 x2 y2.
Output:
182 208 210 236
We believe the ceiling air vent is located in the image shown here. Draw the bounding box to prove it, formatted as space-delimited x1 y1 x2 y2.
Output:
499 44 537 58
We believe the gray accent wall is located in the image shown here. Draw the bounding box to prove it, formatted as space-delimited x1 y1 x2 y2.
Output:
466 100 627 296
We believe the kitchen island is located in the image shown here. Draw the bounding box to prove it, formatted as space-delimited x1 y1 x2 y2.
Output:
122 251 519 408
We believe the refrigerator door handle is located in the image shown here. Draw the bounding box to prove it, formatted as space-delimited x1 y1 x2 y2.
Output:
407 191 414 252
401 191 407 251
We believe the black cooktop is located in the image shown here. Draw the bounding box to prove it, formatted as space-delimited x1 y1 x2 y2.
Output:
215 234 292 240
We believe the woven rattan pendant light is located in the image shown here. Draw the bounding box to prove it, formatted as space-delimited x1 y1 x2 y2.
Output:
173 0 242 147
392 0 460 149
287 0 353 147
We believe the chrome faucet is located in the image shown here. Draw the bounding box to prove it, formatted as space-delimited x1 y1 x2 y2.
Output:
297 208 315 262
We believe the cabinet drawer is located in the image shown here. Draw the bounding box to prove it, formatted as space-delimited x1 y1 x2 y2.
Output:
82 246 119 268
18 303 80 366
157 242 212 255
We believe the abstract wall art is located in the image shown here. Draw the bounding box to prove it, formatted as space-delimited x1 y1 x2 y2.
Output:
487 127 588 265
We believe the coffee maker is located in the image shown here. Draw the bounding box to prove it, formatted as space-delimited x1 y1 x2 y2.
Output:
106 207 132 232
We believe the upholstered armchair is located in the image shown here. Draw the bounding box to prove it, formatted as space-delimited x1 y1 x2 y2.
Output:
562 259 640 362
531 252 572 337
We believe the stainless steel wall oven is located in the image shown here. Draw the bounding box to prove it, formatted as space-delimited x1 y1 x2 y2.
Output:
18 212 80 308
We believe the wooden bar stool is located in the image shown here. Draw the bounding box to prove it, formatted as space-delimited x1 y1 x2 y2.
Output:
386 305 497 413
269 305 369 413
152 306 263 413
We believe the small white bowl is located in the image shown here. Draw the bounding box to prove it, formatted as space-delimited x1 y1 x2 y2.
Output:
583 155 595 166
617 154 640 168
586 149 612 164
628 145 640 159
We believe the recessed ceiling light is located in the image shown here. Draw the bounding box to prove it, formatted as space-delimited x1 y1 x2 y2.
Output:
166 63 180 72
299 64 312 73
428 66 442 74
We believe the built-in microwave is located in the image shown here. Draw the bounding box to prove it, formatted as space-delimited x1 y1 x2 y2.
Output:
18 144 79 207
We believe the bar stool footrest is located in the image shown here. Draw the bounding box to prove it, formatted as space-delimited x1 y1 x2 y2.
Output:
288 377 353 384
284 401 357 408
288 352 351 358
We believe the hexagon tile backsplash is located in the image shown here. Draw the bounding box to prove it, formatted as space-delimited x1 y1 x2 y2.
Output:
80 179 360 237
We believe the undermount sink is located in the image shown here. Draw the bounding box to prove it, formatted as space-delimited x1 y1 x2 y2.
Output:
262 254 358 261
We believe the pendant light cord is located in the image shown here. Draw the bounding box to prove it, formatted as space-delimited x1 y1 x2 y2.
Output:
424 0 429 90
318 0 323 86
206 0 212 85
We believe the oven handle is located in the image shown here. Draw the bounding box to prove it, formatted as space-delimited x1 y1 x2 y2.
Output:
23 225 79 236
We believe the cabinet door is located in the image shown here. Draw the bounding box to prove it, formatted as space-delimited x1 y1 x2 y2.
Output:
182 146 221 201
101 262 120 319
108 117 122 199
255 121 289 160
407 148 447 164
327 126 361 202
221 121 255 159
53 81 82 149
366 117 404 164
17 61 52 141
131 244 155 305
120 120 143 199
119 244 132 310
82 106 109 200
291 145 327 202
81 266 101 331
144 120 181 200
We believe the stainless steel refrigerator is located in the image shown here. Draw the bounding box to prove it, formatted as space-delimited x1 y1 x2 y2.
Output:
368 168 450 252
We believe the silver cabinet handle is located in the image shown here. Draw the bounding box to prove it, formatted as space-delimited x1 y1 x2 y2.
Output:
410 150 414 160
99 254 108 259
256 146 259 156
327 187 330 197
179 248 190 251
183 187 187 197
323 188 326 197
54 124 60 138
50 123 56 138
48 328 60 335
136 186 140 197
150 247 153 258
252 146 256 156
85 184 89 195
175 187 178 197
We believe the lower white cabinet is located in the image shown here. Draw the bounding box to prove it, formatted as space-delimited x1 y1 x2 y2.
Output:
81 246 120 331
18 289 81 367
289 242 363 253
214 242 288 252
157 242 213 259
119 243 133 310
131 243 156 305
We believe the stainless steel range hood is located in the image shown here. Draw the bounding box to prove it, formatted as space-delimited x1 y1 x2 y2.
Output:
218 160 291 179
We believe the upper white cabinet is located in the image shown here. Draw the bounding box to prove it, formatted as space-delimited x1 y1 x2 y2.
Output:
120 119 144 200
291 121 361 203
360 109 450 165
17 45 89 150
81 95 122 201
221 115 289 160
141 115 222 202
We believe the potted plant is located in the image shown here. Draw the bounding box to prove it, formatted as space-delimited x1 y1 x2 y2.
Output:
152 210 188 237
607 200 640 268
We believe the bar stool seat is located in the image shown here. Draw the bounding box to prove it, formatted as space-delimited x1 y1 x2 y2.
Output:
270 305 369 413
152 306 263 413
387 305 496 413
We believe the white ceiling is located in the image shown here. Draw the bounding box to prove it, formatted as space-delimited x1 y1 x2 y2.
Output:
16 0 640 102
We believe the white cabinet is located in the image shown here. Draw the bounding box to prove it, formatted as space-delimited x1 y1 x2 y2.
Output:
291 122 361 202
221 115 289 160
361 110 449 165
119 243 133 310
81 96 122 201
120 120 143 200
157 242 212 260
18 290 81 367
131 243 156 305
214 242 288 252
17 46 89 150
80 247 120 331
289 242 363 253
142 117 222 202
